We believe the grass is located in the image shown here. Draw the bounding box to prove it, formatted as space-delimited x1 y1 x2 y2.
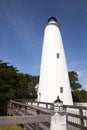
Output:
0 125 23 130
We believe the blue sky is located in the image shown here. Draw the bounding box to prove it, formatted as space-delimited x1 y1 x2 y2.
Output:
0 0 87 90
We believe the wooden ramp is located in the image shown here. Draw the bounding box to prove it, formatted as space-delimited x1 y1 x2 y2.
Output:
68 125 80 130
5 100 87 130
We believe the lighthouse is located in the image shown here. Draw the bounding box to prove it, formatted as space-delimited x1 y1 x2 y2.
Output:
38 17 73 105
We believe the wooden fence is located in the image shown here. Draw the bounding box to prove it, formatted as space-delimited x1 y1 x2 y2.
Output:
7 100 52 130
65 105 87 130
0 100 87 130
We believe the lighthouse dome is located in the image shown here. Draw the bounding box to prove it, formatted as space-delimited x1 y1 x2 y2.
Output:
48 17 57 23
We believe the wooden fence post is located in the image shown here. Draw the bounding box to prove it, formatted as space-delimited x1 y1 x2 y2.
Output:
7 101 11 115
24 107 27 115
23 107 27 130
16 104 19 113
46 103 48 109
12 103 15 115
9 101 11 111
36 110 40 130
37 102 39 107
79 109 84 126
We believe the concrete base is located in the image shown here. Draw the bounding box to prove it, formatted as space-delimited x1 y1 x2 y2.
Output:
50 112 67 130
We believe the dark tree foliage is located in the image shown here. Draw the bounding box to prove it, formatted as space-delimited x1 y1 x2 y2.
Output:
15 73 39 99
69 71 82 91
0 60 19 99
0 60 19 115
69 71 87 102
0 60 39 115
79 89 87 102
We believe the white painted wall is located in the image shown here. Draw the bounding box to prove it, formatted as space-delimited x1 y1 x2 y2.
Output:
50 112 67 130
38 18 73 105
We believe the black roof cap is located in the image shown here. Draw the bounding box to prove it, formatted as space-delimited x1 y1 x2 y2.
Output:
54 96 63 103
48 17 57 23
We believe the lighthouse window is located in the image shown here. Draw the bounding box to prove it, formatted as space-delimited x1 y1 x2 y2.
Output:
57 53 59 58
60 87 63 93
39 93 41 96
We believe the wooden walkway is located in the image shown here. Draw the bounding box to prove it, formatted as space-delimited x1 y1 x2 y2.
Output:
20 108 80 130
68 125 80 130
0 100 87 130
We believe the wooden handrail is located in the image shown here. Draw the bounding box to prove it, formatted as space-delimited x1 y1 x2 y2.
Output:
64 105 87 110
0 115 51 125
68 113 87 120
10 100 52 114
6 100 87 130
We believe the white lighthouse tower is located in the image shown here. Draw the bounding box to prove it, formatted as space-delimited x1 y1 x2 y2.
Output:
38 17 73 105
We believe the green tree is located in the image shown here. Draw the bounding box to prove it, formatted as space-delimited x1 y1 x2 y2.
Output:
0 60 39 115
16 74 39 99
79 89 87 102
68 71 87 102
69 71 82 91
0 60 20 99
0 60 20 115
